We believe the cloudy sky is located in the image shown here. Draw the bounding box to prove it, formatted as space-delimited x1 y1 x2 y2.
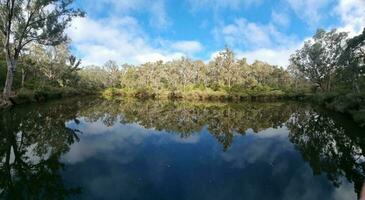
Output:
67 0 365 67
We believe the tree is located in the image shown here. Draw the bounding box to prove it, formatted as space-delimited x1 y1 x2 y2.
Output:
251 60 274 86
0 0 83 101
339 28 365 93
27 43 81 87
290 29 348 92
193 60 208 87
212 47 237 89
103 60 120 87
287 107 365 196
177 57 194 92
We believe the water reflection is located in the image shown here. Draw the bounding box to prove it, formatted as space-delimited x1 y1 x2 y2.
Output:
0 98 364 199
80 100 296 150
287 106 365 198
0 99 84 199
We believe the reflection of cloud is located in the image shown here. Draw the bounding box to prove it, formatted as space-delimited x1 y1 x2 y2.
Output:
221 128 293 168
246 127 289 138
60 115 358 199
282 168 356 200
332 180 357 200
62 121 150 164
282 165 329 199
221 129 357 200
62 119 202 164
167 134 201 144
66 118 113 135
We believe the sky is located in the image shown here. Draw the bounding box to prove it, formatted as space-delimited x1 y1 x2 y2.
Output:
67 0 365 67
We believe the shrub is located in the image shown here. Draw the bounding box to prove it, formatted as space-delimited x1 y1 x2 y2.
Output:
352 110 365 127
328 93 362 113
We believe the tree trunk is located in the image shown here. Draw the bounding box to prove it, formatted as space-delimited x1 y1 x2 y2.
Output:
3 57 17 100
21 68 26 88
318 82 326 92
326 75 332 92
353 73 360 93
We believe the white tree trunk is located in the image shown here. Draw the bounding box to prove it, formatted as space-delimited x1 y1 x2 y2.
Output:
3 56 17 100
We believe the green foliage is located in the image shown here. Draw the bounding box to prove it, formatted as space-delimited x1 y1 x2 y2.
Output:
328 93 363 112
305 92 365 127
114 48 295 99
0 0 84 98
102 85 291 102
337 28 365 93
353 110 365 127
102 88 121 99
290 28 365 94
0 42 104 106
290 29 348 92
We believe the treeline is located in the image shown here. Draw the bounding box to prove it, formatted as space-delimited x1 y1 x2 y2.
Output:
100 49 302 100
0 13 363 106
96 28 365 100
0 0 364 108
119 50 295 93
1 29 363 101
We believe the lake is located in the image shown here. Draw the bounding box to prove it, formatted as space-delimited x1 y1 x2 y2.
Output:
1 98 364 200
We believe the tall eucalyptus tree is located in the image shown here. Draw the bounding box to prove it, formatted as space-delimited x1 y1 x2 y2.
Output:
0 0 83 102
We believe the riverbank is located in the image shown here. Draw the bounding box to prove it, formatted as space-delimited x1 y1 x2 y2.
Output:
2 87 364 128
0 87 97 108
102 88 307 102
303 93 365 127
101 88 365 127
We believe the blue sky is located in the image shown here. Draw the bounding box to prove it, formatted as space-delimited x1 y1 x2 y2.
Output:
67 0 365 67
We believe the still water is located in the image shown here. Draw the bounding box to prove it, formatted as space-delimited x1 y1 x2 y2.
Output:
1 98 365 200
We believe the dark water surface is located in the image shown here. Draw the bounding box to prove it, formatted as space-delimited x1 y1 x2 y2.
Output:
1 98 365 200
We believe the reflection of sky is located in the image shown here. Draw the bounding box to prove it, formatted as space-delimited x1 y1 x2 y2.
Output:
62 118 356 200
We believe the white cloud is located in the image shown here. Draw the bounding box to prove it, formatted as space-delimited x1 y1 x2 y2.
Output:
67 0 365 68
135 52 184 64
221 19 271 48
212 17 300 67
220 18 298 49
285 0 331 27
171 41 203 54
335 0 365 36
67 17 186 66
271 11 290 28
87 0 170 29
208 44 301 67
148 0 171 29
235 45 301 67
188 0 263 10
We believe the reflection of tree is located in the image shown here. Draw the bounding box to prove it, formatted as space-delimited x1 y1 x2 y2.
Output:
0 99 84 199
3 98 364 198
80 99 365 196
287 106 365 197
80 99 295 150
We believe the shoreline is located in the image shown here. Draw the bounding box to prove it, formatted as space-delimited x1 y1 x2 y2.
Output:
2 88 364 128
0 89 98 109
101 88 365 127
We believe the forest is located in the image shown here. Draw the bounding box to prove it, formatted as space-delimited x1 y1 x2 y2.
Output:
0 1 364 126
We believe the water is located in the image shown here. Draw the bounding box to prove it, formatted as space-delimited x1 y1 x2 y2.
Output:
1 98 365 200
